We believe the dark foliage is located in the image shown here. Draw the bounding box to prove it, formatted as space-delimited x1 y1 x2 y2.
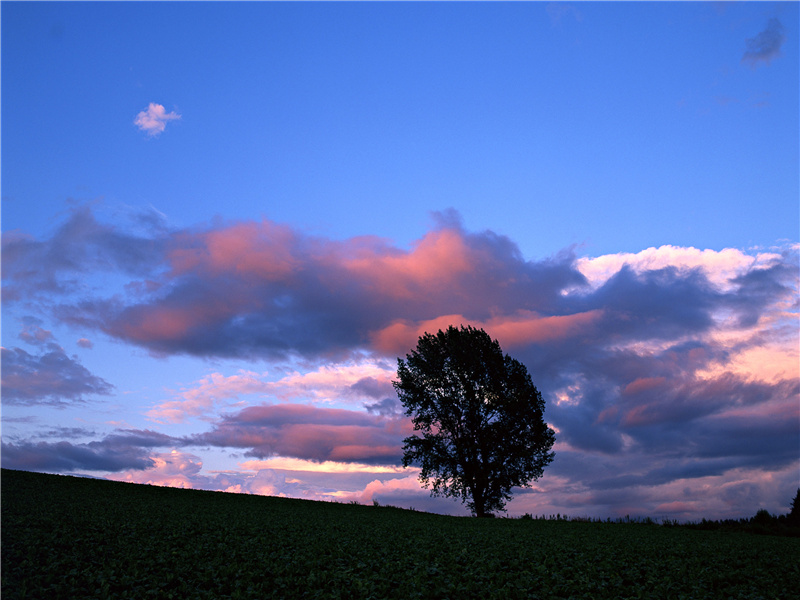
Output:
3 469 799 600
395 325 555 517
790 488 800 524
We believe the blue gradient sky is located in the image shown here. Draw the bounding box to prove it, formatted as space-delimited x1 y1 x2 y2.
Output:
2 2 798 520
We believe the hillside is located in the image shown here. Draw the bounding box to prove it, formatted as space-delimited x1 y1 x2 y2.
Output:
2 469 798 599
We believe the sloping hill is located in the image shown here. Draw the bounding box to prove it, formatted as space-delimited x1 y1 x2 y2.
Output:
2 469 798 599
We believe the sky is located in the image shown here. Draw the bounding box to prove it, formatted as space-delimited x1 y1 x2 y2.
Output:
2 1 798 521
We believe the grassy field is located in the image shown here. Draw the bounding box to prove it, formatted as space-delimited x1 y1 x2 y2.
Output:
2 469 798 600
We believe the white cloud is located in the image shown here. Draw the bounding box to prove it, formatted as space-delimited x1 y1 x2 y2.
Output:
574 245 783 292
134 103 181 136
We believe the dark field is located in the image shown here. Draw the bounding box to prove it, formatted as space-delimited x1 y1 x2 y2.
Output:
2 469 798 599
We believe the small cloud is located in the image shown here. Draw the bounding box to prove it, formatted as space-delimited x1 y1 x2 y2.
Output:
77 338 94 349
742 18 785 67
134 103 181 136
364 397 402 417
18 316 55 346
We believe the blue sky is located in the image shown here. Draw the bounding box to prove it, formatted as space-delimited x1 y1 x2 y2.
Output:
2 2 798 520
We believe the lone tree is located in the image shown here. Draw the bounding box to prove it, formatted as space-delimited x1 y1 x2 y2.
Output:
395 325 555 517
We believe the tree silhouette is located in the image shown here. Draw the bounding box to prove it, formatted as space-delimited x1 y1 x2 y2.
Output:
789 488 800 524
395 325 555 517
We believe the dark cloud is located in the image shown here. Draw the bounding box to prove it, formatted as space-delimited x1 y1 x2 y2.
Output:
350 376 395 400
364 397 402 416
1 346 113 405
742 18 786 67
1 203 167 301
1 440 153 472
192 404 407 465
41 212 587 360
16 205 791 375
40 427 97 440
0 428 183 473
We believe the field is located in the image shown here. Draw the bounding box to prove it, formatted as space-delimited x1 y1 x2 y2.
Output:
2 469 798 599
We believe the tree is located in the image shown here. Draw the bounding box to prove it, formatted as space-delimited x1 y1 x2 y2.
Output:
394 325 555 517
789 488 800 524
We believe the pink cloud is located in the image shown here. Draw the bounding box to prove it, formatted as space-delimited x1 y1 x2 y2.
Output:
337 228 475 299
193 403 408 465
623 377 667 397
265 361 396 404
370 309 604 356
147 370 270 423
147 359 398 424
108 449 202 488
168 221 300 278
341 475 427 504
134 103 181 136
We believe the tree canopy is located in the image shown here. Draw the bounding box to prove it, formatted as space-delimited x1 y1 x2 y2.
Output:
395 325 555 517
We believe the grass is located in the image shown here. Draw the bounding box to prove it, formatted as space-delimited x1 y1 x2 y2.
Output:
2 468 799 599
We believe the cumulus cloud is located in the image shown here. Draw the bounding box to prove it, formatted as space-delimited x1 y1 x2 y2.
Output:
3 204 798 519
1 346 114 405
134 103 181 136
40 213 588 359
742 18 786 67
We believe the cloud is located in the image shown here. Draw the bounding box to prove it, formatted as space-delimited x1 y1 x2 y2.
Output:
192 403 409 466
574 245 783 292
147 370 271 423
1 203 167 302
36 209 588 359
3 204 798 519
17 316 55 346
134 103 181 136
1 428 183 473
742 18 786 67
146 359 397 423
108 450 205 489
1 345 114 405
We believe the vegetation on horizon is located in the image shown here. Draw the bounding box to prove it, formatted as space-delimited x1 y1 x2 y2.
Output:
3 469 798 599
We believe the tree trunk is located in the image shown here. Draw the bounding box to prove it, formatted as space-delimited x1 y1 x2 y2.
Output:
472 485 487 517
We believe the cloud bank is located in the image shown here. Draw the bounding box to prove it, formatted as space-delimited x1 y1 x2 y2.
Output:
2 204 797 519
